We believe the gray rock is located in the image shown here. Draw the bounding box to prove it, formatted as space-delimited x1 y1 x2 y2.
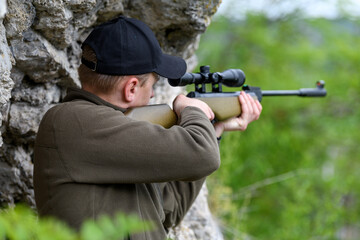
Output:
10 29 79 86
0 0 6 19
125 0 220 56
0 161 25 205
0 0 224 239
0 23 14 104
97 0 125 22
33 0 73 49
3 0 36 39
12 82 61 106
9 102 53 138
0 22 15 148
67 0 98 13
9 67 25 88
169 184 224 240
0 149 34 206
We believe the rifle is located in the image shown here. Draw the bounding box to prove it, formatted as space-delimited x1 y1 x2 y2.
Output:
125 66 327 128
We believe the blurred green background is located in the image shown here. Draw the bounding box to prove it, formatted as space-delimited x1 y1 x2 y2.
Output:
195 0 360 239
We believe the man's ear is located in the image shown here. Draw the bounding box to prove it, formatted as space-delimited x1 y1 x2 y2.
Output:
123 77 140 102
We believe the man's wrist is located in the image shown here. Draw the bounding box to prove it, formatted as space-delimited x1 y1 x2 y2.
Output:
214 122 225 138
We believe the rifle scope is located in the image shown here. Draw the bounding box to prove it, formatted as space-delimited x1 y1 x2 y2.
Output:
168 65 246 88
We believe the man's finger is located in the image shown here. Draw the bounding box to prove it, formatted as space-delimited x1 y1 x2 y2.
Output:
244 92 254 114
239 92 248 114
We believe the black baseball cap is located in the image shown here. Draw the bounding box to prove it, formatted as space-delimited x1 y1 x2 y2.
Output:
81 16 187 79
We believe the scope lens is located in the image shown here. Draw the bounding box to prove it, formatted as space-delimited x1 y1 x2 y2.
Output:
218 69 246 87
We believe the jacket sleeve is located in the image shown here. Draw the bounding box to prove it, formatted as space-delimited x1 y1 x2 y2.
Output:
36 102 220 184
160 179 206 228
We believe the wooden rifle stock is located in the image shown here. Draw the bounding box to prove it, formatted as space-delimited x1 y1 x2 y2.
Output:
124 104 177 128
124 96 242 128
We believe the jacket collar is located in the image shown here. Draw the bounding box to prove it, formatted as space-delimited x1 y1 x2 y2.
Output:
63 87 127 113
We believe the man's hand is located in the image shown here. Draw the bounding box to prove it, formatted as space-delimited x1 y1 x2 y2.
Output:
173 94 215 120
214 91 262 137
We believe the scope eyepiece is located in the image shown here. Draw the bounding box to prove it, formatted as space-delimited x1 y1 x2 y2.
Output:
168 73 201 86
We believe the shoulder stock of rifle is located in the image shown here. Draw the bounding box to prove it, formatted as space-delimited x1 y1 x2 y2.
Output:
124 104 177 128
124 95 245 127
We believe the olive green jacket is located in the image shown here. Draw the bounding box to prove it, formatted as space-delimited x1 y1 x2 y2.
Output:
33 88 220 240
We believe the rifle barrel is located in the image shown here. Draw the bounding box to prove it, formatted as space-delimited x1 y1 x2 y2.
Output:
262 90 302 96
261 84 327 97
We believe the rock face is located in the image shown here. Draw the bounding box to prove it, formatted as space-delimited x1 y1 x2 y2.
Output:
0 0 223 239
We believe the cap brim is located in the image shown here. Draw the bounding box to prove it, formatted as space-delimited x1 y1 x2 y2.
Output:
154 54 187 79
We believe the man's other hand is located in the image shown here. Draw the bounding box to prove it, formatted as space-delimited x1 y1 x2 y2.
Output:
214 91 262 137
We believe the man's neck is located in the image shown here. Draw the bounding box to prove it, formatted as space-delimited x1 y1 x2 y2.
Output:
82 85 130 109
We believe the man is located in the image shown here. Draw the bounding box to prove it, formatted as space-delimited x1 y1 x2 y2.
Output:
33 16 262 240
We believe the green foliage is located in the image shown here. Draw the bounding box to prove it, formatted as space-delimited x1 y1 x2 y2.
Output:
80 213 153 240
0 205 153 240
197 13 360 240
